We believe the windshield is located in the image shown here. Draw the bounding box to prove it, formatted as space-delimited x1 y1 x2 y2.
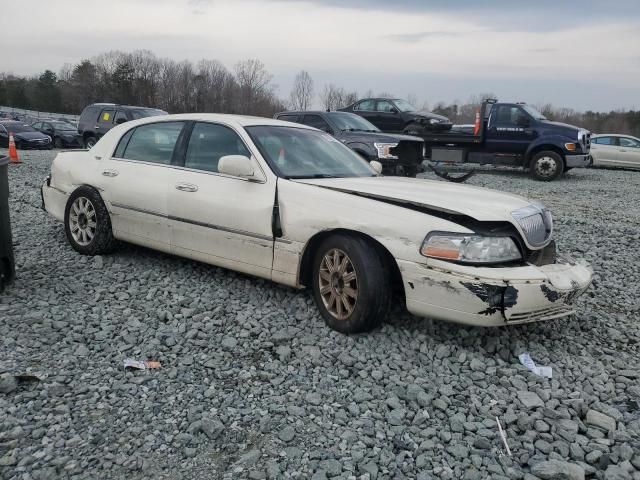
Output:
50 121 76 131
521 105 547 120
326 112 380 132
246 126 376 179
2 123 35 133
130 108 168 120
393 99 417 112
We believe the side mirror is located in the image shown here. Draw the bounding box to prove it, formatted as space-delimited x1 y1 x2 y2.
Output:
370 160 383 174
517 116 530 127
218 155 255 178
389 108 399 114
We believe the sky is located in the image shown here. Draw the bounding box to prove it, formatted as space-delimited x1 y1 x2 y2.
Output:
2 0 639 111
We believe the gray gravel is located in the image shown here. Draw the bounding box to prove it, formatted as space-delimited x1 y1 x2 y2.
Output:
1 149 639 480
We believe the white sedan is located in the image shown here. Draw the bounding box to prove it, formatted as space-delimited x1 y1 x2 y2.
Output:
42 114 592 333
591 134 640 170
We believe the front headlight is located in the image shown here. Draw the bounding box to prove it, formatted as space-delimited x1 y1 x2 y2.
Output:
429 118 441 124
421 233 522 264
374 142 398 159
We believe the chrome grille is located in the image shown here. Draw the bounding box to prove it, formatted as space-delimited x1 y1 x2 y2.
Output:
511 204 553 248
507 304 575 324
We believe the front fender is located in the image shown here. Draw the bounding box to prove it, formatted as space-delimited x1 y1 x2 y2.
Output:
525 135 575 160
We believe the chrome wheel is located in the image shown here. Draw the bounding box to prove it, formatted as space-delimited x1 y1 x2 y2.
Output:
68 197 96 246
318 248 358 320
535 156 558 178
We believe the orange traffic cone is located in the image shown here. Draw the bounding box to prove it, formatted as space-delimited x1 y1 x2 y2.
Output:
8 133 21 164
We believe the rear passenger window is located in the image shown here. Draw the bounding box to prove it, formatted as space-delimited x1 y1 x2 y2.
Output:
594 137 613 145
278 114 300 123
121 122 184 164
354 100 376 111
113 129 134 158
184 123 250 173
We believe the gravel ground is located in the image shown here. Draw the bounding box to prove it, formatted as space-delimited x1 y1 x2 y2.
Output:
1 149 639 480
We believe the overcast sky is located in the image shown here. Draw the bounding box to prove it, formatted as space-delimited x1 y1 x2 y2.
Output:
3 0 639 111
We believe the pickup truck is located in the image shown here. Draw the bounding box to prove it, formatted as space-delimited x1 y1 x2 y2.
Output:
274 110 424 177
351 99 592 181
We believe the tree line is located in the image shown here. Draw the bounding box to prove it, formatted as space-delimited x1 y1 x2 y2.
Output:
1 49 638 136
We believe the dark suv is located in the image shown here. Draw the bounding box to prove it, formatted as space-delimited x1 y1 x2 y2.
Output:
78 103 168 148
339 98 452 134
274 111 424 176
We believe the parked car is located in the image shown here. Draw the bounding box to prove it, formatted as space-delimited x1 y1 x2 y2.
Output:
590 134 640 170
339 98 452 134
0 120 52 149
78 103 168 149
42 114 592 333
32 120 83 149
274 111 424 176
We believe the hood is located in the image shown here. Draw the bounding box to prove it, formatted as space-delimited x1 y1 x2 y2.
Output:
341 131 423 143
14 131 49 141
540 120 581 137
293 176 532 222
411 110 452 123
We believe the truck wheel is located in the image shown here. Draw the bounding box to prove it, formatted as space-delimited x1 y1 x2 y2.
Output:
403 122 424 136
529 151 564 181
312 234 391 334
64 186 117 255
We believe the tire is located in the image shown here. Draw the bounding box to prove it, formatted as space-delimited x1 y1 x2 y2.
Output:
529 151 564 181
54 137 63 149
84 136 97 149
403 166 418 178
64 186 117 255
403 122 424 136
311 234 391 333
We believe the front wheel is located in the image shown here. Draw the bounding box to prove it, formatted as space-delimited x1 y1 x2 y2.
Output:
64 186 117 255
312 234 391 333
529 151 564 181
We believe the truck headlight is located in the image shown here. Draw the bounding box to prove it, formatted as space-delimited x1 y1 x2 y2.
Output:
564 143 576 151
374 143 398 159
421 233 522 264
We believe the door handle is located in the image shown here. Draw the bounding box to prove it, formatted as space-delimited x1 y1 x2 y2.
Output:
102 169 118 177
175 183 198 192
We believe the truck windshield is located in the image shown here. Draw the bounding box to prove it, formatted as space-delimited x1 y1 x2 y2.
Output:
521 105 547 121
246 125 377 179
326 112 380 132
393 99 417 112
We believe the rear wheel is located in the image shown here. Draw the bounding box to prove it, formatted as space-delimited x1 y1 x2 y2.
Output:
84 136 97 149
64 186 117 255
529 151 564 181
312 234 391 333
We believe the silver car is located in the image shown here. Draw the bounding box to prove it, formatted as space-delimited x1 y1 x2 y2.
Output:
590 134 640 170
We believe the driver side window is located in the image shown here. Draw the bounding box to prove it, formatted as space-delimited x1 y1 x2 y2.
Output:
184 122 250 173
494 106 528 126
619 137 640 148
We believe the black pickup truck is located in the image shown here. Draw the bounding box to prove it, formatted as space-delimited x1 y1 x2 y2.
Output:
407 99 592 181
273 111 424 176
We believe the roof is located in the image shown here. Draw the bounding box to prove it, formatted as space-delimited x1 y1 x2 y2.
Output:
123 113 316 129
275 110 357 116
591 133 637 138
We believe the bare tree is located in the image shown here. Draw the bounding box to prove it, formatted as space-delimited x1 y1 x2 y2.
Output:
320 84 358 111
289 70 314 110
234 59 273 114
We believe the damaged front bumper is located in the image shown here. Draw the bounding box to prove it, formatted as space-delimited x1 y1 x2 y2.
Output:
400 256 593 327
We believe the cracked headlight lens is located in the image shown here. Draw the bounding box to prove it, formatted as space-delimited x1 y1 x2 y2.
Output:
421 233 522 264
374 142 398 159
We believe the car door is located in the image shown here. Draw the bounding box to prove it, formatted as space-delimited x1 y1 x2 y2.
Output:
375 99 404 132
590 136 618 166
168 121 275 280
485 105 536 156
616 137 640 169
95 108 115 139
353 99 378 126
97 121 186 252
